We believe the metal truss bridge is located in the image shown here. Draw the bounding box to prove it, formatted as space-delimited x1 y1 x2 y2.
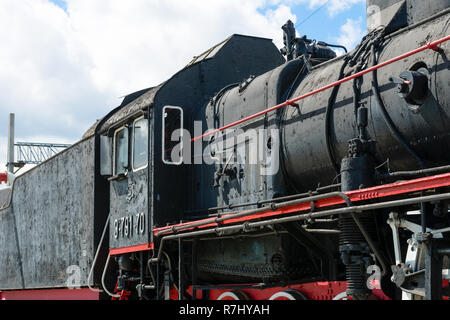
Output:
14 142 71 165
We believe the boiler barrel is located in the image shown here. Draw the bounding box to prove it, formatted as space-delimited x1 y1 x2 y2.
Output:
281 12 450 192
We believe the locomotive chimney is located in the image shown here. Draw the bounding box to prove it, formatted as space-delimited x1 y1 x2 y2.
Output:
366 0 450 33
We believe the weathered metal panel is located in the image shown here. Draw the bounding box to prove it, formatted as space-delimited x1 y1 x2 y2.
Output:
0 137 97 290
109 168 149 249
0 188 11 208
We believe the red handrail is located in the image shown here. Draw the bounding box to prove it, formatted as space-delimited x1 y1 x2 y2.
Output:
191 35 450 143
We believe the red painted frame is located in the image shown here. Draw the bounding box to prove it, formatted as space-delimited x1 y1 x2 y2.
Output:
110 242 154 256
109 172 450 255
153 173 450 237
0 288 99 300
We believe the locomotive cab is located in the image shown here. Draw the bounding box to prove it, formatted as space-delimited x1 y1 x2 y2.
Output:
95 34 287 295
100 110 151 250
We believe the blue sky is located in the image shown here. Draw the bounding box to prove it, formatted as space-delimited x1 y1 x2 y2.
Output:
295 2 367 47
263 1 366 47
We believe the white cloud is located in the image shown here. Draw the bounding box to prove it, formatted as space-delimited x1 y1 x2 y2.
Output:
0 0 363 173
64 0 298 94
334 17 365 53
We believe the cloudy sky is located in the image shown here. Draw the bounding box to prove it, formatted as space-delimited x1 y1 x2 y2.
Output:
0 0 367 175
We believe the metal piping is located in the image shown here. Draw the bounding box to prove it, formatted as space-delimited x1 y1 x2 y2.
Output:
350 212 388 277
150 192 450 265
155 191 352 237
303 228 341 234
319 41 348 53
184 183 341 216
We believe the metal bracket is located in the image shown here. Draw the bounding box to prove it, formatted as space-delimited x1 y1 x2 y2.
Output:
387 212 447 299
164 270 171 300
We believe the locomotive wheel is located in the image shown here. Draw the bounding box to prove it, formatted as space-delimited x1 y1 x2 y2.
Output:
268 289 308 300
217 290 250 300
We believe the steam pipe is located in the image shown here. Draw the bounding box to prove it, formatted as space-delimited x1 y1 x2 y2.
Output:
378 165 450 179
155 191 352 237
183 183 341 216
150 192 450 265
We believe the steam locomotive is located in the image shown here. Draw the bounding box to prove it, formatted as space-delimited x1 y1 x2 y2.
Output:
1 0 450 300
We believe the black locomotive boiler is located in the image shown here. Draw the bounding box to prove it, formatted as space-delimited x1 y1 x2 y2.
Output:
1 0 450 300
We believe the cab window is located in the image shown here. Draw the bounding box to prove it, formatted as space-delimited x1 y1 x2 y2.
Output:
114 127 129 175
133 117 148 170
162 106 183 165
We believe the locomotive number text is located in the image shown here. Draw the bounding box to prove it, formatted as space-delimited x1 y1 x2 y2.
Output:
114 212 145 239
